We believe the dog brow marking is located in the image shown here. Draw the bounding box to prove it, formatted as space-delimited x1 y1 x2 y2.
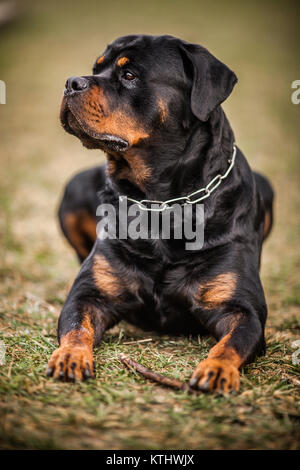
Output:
117 56 130 67
196 273 237 309
96 55 105 64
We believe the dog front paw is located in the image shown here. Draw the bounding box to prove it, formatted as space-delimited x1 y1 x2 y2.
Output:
189 358 240 393
46 345 95 382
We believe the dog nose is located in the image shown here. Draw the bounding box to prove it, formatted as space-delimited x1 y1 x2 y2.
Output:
64 76 88 95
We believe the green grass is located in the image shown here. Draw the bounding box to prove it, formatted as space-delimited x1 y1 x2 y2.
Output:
0 0 300 450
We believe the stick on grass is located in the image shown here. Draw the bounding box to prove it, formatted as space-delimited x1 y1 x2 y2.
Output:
119 353 198 394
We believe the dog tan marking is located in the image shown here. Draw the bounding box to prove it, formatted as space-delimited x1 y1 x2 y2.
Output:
63 211 97 259
47 315 95 381
63 213 89 259
196 272 237 309
106 155 132 181
93 253 139 299
191 329 243 393
68 84 151 189
158 98 168 124
123 151 151 188
96 55 105 64
82 215 97 240
106 152 151 190
60 315 94 349
117 56 130 67
68 86 149 147
93 254 124 297
207 332 242 366
106 155 118 176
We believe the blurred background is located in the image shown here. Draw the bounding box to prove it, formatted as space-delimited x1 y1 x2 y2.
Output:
0 0 299 450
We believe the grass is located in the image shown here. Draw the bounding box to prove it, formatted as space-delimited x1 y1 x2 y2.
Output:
0 0 300 450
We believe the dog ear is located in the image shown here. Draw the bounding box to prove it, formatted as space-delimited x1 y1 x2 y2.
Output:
180 42 237 122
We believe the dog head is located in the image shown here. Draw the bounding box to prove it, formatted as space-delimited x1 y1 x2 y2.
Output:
60 35 237 190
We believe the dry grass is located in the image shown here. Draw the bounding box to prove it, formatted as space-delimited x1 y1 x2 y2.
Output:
0 0 299 450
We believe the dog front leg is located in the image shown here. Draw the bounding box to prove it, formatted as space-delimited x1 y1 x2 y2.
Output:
46 253 120 381
189 312 265 393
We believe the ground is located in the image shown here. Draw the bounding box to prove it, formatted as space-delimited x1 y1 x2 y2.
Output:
0 0 299 450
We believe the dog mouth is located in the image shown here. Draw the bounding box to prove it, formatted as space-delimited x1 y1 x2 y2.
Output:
60 98 129 153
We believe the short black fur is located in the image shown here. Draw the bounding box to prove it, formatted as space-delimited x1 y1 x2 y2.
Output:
49 35 274 392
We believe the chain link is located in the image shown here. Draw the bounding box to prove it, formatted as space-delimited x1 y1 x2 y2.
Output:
120 144 237 212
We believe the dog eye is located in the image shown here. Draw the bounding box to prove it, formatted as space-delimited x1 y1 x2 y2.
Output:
122 71 136 81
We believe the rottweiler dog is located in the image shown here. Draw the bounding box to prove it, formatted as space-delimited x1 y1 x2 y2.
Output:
47 35 274 393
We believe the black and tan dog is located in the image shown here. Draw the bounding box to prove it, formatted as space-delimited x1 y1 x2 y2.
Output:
47 35 274 393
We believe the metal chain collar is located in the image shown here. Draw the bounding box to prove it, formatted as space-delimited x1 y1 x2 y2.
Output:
119 144 237 212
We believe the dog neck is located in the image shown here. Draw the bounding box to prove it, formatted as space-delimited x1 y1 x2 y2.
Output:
106 107 235 204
